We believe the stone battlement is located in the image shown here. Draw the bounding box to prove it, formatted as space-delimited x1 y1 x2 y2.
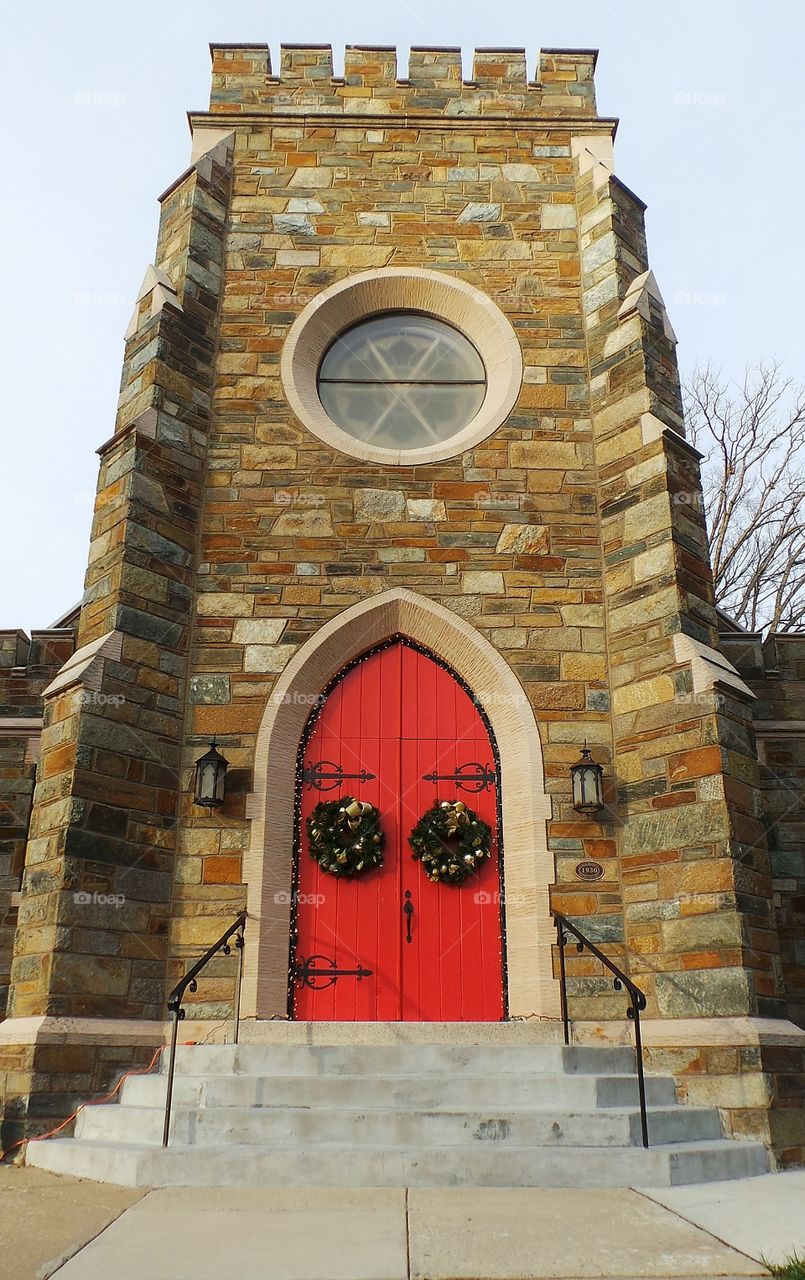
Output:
207 44 599 116
0 628 75 676
0 628 75 720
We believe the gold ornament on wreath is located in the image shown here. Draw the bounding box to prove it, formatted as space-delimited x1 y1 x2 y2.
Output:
408 800 492 886
306 796 385 879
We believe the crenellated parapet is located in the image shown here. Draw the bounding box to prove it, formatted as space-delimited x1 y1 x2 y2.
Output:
406 46 462 87
207 43 599 117
343 45 399 86
471 48 527 89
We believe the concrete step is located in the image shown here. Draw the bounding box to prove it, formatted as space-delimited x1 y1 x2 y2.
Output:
236 1024 565 1044
163 1043 638 1078
27 1136 771 1189
238 1020 567 1045
24 1039 771 1191
76 1102 723 1148
122 1070 679 1111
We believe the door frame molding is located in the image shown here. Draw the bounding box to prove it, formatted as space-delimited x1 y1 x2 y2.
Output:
243 589 558 1021
288 635 508 1020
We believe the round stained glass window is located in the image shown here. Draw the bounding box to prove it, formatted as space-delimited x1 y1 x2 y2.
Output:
317 313 486 450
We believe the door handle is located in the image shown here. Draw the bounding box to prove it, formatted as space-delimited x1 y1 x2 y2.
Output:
403 890 414 944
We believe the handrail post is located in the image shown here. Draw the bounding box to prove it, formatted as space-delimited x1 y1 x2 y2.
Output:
631 996 649 1149
161 911 246 1150
162 1007 180 1149
233 920 245 1045
556 918 570 1046
551 910 649 1148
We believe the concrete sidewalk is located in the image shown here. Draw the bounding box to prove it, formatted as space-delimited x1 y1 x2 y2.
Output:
3 1166 803 1280
646 1172 805 1270
0 1166 142 1280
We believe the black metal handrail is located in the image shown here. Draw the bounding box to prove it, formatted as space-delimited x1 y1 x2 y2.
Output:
552 911 649 1149
162 911 246 1148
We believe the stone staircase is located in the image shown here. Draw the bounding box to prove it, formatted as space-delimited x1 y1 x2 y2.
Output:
26 1025 770 1188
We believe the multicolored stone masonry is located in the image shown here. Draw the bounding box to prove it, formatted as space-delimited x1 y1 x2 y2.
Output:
0 44 802 1157
0 624 76 1016
722 631 805 1034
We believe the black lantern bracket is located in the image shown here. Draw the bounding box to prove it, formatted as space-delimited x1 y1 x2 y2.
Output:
570 743 605 815
193 738 229 809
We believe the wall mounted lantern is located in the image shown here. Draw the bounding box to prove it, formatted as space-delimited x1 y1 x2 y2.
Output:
570 745 604 815
193 740 229 809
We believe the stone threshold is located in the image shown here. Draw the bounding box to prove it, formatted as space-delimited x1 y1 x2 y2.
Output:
1 1014 802 1049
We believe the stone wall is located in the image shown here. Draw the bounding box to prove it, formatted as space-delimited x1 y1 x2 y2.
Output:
2 43 801 1145
178 43 623 1022
0 628 75 1016
723 630 805 1031
169 43 780 1027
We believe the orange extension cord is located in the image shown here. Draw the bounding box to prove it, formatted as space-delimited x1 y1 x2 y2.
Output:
0 1044 168 1162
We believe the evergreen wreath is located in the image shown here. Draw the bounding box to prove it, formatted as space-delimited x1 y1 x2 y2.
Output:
408 799 492 885
306 797 385 878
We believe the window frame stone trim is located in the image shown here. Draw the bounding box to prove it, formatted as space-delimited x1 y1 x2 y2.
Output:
280 267 524 465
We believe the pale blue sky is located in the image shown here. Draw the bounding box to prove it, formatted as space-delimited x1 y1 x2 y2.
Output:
1 0 802 629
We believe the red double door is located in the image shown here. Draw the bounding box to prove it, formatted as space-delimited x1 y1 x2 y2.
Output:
292 641 505 1021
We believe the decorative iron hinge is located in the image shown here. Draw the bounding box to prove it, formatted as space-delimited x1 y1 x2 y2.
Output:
421 761 497 792
302 759 377 792
293 954 374 990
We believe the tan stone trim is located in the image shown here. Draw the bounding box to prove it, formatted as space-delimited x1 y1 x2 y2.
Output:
42 631 124 699
238 1020 566 1045
753 720 805 735
618 270 677 344
239 1015 804 1049
158 134 234 205
0 1016 168 1047
189 110 619 132
572 1016 805 1049
640 412 702 460
0 718 43 732
124 265 182 342
280 269 523 466
242 588 557 1022
672 633 755 702
190 126 235 164
96 408 158 458
570 133 614 190
208 42 270 56
0 1017 242 1049
3 1014 797 1052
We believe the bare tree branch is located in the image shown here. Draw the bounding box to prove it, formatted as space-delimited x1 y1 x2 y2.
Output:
685 362 805 633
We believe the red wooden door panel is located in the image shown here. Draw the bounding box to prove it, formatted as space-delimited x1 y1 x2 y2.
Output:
294 648 402 1021
399 736 503 1021
292 641 504 1022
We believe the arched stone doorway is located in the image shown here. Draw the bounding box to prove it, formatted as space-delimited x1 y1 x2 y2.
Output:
242 589 557 1022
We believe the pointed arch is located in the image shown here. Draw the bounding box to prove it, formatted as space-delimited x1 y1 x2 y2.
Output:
242 589 557 1020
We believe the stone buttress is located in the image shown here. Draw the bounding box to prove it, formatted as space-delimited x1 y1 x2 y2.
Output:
0 139 233 1144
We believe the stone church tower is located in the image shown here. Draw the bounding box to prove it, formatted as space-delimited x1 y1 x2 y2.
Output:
1 43 803 1166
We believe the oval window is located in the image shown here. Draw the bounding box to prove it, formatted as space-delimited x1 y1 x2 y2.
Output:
318 313 486 450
